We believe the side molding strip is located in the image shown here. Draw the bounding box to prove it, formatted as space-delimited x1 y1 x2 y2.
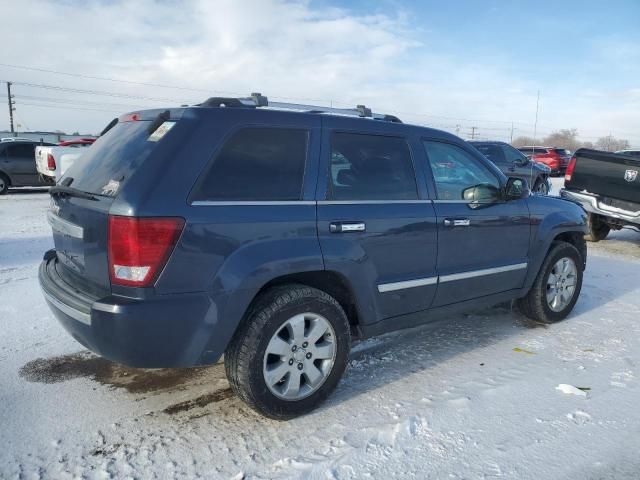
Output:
377 263 528 293
378 276 438 293
439 262 528 283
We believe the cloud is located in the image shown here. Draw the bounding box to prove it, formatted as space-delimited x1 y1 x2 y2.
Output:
0 0 638 144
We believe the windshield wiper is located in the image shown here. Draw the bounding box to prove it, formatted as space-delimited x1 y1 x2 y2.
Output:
50 185 98 201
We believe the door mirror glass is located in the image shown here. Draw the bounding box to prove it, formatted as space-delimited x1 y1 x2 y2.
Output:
505 177 529 200
462 183 501 203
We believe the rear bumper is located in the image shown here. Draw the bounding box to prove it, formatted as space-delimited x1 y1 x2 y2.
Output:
39 254 224 368
560 189 640 226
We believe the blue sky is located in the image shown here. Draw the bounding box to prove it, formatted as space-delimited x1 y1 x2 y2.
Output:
0 0 638 144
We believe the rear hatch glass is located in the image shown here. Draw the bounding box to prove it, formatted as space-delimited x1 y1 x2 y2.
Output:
63 119 167 195
50 112 181 296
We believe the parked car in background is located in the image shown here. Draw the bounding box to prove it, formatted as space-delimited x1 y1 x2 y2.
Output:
470 141 551 195
615 149 640 157
517 146 569 175
0 139 56 194
39 94 588 419
561 148 640 241
35 138 95 183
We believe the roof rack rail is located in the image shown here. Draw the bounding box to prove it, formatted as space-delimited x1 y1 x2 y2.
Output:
198 93 402 123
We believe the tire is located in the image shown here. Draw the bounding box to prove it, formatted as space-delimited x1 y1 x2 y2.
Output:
0 173 9 195
532 178 549 195
517 242 583 323
585 213 610 242
225 284 351 420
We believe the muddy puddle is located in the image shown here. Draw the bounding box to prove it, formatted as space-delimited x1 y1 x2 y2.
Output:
19 351 219 394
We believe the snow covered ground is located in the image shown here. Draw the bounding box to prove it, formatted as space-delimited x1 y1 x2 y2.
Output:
1 186 640 479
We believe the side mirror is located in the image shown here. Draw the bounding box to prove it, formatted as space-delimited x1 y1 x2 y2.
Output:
462 183 501 203
505 177 530 200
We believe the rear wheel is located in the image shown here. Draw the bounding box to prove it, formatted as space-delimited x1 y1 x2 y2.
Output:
517 242 583 323
225 284 351 420
0 173 9 195
585 213 610 242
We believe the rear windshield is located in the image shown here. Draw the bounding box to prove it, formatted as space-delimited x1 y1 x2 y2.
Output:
62 120 164 195
553 148 570 155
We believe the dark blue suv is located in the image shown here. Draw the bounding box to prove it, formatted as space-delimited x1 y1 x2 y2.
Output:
39 94 587 419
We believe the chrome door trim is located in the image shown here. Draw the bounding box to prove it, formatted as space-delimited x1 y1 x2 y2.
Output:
439 262 528 283
191 200 316 206
318 200 433 205
378 276 438 293
47 211 84 239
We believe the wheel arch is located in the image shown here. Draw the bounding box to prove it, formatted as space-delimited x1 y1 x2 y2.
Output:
246 270 363 337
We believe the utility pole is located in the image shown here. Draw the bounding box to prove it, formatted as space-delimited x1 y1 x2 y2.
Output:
510 122 514 144
470 126 477 140
455 124 461 137
6 82 15 135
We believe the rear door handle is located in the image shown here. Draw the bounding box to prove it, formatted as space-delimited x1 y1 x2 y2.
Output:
443 218 470 227
330 221 366 233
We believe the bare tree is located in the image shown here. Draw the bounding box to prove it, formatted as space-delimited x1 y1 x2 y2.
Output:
595 135 631 152
543 129 580 151
512 136 536 147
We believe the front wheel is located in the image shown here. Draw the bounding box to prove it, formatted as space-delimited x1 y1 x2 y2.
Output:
517 242 583 323
225 284 351 420
532 178 550 195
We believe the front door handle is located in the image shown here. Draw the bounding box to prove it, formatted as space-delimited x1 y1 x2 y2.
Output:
443 218 470 227
330 221 366 233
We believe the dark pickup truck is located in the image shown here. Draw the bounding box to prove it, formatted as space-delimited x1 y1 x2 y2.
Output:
561 148 640 241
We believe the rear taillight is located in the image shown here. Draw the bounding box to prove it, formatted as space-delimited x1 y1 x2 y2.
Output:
47 154 56 171
108 216 185 287
565 156 577 183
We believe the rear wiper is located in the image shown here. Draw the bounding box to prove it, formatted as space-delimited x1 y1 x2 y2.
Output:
50 185 98 201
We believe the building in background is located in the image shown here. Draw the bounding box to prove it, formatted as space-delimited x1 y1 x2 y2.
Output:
0 131 97 144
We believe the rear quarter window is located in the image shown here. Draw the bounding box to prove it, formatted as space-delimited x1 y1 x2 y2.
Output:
191 127 308 202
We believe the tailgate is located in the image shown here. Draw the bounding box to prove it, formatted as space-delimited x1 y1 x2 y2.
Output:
567 149 640 204
48 194 114 297
35 146 52 175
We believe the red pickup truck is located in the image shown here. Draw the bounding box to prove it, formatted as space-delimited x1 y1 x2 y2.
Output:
517 146 571 175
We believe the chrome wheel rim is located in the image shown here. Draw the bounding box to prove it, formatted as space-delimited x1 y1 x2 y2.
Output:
546 257 578 312
0 178 5 191
263 313 336 401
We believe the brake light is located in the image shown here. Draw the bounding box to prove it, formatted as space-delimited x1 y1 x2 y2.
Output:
108 216 185 287
119 113 141 122
47 153 56 171
565 156 577 183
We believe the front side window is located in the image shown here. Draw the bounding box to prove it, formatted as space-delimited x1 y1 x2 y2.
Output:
329 133 418 200
501 144 529 163
193 127 308 201
423 140 500 201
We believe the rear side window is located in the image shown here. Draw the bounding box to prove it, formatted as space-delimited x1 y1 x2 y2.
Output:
193 128 308 201
5 143 35 158
329 133 418 200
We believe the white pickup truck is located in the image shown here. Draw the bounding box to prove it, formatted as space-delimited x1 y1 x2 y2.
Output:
35 138 95 182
